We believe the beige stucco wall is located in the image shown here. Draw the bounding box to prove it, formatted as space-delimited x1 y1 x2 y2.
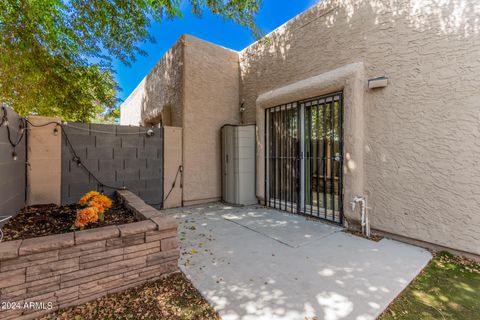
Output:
120 35 241 206
120 80 143 126
27 116 61 205
182 35 240 205
163 126 183 208
121 38 184 127
240 0 480 255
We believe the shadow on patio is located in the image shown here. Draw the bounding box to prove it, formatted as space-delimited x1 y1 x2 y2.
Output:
163 203 432 320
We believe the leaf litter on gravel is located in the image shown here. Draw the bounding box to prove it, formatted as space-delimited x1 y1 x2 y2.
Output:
41 272 220 320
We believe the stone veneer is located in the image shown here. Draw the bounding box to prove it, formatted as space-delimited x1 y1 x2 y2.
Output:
0 190 179 320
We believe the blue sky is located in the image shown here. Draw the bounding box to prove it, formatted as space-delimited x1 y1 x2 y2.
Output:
114 0 320 102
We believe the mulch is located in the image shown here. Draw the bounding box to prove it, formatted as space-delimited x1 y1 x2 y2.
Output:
41 272 221 320
2 198 137 241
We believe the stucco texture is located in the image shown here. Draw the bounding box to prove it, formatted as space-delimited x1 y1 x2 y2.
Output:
27 116 61 206
121 35 240 206
163 126 183 208
121 38 184 127
0 108 26 221
239 0 480 255
182 36 240 204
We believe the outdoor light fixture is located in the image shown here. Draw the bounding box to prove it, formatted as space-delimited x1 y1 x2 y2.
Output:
240 101 246 124
239 102 245 113
146 129 155 137
368 76 388 89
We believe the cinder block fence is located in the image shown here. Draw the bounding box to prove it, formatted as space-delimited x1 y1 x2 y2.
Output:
60 122 164 206
0 110 183 223
0 191 179 320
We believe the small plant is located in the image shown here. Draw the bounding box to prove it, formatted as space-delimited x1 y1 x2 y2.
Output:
74 191 113 229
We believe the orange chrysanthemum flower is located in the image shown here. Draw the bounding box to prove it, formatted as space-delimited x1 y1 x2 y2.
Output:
79 192 112 211
89 200 104 213
75 191 113 228
74 207 99 229
79 191 102 205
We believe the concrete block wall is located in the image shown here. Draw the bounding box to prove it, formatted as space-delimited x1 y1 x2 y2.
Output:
61 123 163 207
0 107 26 224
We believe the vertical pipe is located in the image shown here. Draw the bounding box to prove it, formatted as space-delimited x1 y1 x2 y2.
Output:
280 105 287 210
308 104 314 215
266 109 270 207
296 105 300 213
287 105 292 211
277 105 282 209
339 93 344 224
281 105 285 211
284 105 288 211
316 101 320 217
307 104 310 214
322 100 327 220
292 106 296 212
299 103 305 213
273 107 277 209
330 98 336 222
303 104 307 214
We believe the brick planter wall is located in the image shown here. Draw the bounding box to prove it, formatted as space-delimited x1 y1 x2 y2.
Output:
0 191 178 320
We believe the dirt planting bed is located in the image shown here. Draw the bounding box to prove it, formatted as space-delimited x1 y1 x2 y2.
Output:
2 198 137 241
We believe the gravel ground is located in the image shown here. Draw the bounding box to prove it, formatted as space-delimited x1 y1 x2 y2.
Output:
41 272 220 320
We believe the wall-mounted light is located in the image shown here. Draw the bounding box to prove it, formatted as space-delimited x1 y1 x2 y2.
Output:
146 129 155 137
239 101 245 113
368 76 388 89
240 100 246 124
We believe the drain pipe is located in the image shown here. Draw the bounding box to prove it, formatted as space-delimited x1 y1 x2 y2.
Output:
351 196 370 238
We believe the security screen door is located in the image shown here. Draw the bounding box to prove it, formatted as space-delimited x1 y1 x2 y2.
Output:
265 92 344 224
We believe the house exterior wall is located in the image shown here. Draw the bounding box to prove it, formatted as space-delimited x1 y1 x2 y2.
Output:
120 35 240 206
182 36 240 205
120 38 184 127
239 0 480 255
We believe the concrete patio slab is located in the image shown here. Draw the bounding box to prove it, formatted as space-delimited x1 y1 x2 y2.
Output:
171 203 432 320
222 208 341 248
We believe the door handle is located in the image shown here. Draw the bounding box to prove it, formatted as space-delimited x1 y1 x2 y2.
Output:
332 153 342 162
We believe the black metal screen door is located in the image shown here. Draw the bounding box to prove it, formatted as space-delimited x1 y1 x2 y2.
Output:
266 92 344 224
265 102 300 213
